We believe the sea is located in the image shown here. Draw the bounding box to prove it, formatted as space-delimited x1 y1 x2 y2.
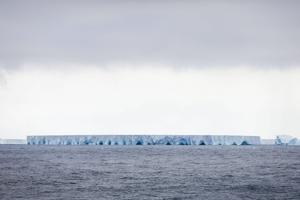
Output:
0 145 299 200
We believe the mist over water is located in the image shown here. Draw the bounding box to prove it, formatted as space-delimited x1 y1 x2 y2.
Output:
0 145 299 200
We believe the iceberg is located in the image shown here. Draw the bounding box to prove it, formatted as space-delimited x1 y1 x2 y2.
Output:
275 135 299 145
0 139 27 144
261 139 275 145
27 135 261 145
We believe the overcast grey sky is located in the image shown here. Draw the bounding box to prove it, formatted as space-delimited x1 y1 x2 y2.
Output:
1 0 300 69
0 1 299 139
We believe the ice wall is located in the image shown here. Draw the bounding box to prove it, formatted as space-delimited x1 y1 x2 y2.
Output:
27 135 261 145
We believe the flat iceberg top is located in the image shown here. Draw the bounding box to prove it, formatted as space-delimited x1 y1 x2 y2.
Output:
27 135 261 145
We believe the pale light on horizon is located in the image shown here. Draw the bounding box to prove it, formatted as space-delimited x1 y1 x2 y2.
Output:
0 65 299 140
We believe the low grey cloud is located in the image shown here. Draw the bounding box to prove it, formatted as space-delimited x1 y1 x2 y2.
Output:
0 0 300 69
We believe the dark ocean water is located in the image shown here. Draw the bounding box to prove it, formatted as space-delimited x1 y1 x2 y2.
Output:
0 145 299 200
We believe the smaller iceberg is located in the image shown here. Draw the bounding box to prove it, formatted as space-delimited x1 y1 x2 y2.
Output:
275 135 299 145
0 139 27 144
260 139 275 145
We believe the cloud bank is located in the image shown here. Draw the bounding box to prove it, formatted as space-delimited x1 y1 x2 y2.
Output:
0 1 300 139
0 0 300 69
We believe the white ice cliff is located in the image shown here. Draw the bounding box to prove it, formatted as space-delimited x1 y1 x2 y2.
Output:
27 135 261 145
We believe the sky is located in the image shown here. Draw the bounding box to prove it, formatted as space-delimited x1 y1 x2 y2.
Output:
0 0 300 139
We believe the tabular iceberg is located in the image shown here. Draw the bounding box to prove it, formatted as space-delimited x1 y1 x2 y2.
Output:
27 135 261 145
